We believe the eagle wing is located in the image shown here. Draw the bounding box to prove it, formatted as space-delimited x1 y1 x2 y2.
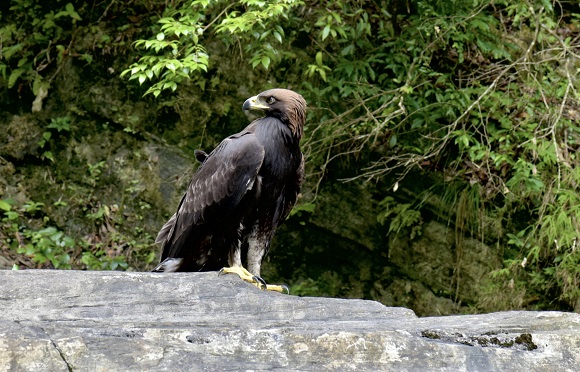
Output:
156 131 265 259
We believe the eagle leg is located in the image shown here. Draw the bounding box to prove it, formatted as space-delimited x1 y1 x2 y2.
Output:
218 266 289 294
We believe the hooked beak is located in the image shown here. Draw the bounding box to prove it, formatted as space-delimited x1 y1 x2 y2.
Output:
242 95 269 112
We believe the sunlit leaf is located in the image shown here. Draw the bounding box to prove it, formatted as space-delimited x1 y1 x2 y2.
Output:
0 200 11 212
316 51 323 66
322 25 330 40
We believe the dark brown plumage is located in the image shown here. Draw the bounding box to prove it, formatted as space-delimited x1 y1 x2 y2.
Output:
153 89 306 290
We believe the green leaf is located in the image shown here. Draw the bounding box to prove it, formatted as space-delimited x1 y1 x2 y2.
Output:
81 54 93 64
341 44 354 56
322 25 330 40
43 151 54 161
8 68 25 88
0 63 7 80
315 51 323 66
261 56 270 69
540 0 553 12
0 200 11 211
69 9 81 21
289 202 316 216
331 12 341 24
399 85 413 94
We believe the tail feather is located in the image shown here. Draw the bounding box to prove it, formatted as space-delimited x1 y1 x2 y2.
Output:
151 257 183 272
155 213 176 245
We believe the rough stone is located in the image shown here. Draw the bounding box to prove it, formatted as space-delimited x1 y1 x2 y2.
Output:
0 270 578 371
386 220 502 315
0 115 43 160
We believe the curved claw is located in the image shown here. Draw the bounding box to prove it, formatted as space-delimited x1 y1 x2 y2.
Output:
264 284 289 294
252 275 268 290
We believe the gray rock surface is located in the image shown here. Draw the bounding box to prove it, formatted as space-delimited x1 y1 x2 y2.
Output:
0 270 578 371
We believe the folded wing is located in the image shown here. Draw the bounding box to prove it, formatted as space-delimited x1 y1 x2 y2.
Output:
156 132 265 260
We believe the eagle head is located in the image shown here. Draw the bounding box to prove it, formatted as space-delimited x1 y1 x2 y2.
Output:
243 88 306 139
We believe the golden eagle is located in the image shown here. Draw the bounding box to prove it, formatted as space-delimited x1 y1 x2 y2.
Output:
153 89 306 292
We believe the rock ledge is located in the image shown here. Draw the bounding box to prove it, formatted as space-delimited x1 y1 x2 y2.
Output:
0 270 578 371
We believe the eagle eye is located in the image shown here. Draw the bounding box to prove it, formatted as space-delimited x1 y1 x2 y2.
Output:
266 96 276 105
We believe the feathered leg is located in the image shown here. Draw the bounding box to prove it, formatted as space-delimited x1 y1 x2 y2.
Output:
219 236 288 293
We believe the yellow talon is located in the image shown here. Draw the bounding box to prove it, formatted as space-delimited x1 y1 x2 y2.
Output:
264 284 290 294
218 266 289 293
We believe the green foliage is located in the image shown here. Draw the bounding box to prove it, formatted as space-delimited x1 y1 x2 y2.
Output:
290 273 344 298
215 0 300 70
37 116 71 161
0 196 143 271
0 1 83 97
1 198 72 268
0 2 169 273
296 0 580 310
289 202 315 218
81 250 129 271
121 4 209 97
377 196 423 239
0 0 146 102
121 0 304 96
18 227 73 269
290 277 321 297
86 161 107 186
